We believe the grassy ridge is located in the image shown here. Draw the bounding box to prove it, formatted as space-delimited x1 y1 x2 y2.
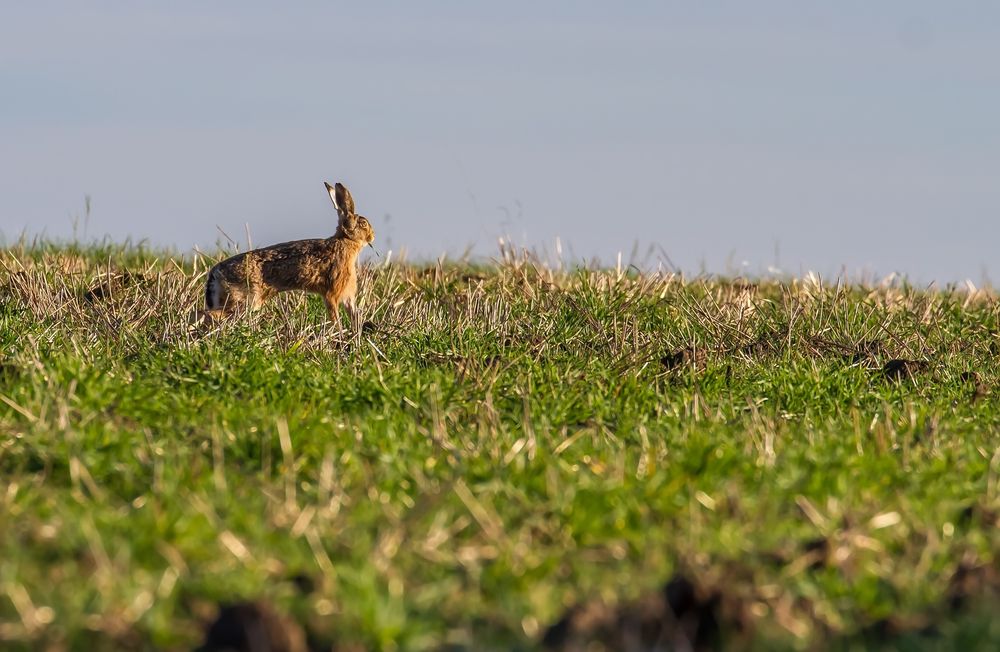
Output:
1 243 999 650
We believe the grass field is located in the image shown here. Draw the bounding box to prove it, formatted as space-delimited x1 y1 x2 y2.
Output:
2 242 1000 650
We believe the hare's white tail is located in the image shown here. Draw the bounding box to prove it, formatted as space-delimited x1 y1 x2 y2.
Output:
205 267 221 310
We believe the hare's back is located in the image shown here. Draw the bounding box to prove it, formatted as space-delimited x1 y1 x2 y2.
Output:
255 238 338 292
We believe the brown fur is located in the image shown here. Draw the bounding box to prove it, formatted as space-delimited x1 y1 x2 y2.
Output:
205 182 375 322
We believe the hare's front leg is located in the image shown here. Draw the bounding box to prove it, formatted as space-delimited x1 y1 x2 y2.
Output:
323 294 342 323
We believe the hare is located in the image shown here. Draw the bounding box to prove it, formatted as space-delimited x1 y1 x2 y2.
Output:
204 182 375 323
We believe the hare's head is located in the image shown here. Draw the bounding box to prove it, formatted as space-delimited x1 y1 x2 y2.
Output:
326 181 376 245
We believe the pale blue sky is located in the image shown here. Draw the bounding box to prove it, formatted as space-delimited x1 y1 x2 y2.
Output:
2 2 998 281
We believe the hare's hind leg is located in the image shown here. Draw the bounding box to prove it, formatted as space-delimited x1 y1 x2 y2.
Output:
199 308 229 325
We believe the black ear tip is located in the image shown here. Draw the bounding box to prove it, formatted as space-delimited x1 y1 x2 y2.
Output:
324 182 334 191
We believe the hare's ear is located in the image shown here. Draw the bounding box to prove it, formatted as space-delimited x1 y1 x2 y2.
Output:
325 181 355 216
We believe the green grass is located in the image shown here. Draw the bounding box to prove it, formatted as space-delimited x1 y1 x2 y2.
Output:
1 242 999 650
